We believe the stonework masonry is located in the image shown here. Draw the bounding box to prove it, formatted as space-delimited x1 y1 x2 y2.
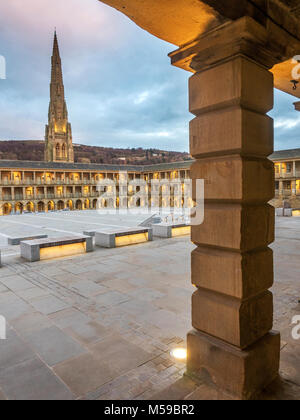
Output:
45 32 74 163
1 148 300 216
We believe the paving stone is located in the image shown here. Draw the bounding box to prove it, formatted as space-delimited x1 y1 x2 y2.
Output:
90 335 153 374
0 329 35 370
0 215 299 400
94 291 131 307
0 275 33 292
15 287 50 301
30 295 71 315
53 353 117 397
24 326 87 366
70 280 108 298
10 312 53 337
49 308 91 328
0 357 74 400
64 320 110 345
0 388 7 400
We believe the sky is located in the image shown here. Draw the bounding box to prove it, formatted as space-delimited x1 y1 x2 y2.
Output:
0 0 299 153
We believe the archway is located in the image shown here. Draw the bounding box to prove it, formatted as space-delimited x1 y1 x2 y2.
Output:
47 201 55 211
84 199 90 210
56 143 60 160
37 201 45 212
26 202 34 213
15 202 23 214
57 200 65 210
76 200 82 210
3 203 12 216
92 199 98 210
66 200 73 210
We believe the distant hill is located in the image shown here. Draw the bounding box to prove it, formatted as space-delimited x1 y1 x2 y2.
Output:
0 140 191 165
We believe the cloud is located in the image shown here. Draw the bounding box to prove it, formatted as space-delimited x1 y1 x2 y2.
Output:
270 89 300 151
0 1 300 153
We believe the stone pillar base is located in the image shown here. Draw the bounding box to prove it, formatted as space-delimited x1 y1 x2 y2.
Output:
186 329 280 400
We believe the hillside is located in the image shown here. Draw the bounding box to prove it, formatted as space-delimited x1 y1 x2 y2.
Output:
0 140 191 165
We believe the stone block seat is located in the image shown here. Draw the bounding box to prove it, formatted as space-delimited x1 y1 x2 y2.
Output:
152 223 191 238
8 234 48 246
20 235 94 262
94 227 153 248
83 230 96 237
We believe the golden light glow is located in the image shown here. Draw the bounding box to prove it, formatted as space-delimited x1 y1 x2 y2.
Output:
292 210 300 217
115 232 149 247
170 348 187 361
54 123 67 133
40 242 86 261
13 172 21 180
172 226 191 237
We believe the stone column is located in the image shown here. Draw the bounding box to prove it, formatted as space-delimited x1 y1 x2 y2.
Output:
170 17 280 400
291 180 296 197
279 180 284 197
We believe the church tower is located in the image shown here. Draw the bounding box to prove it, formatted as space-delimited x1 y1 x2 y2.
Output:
45 32 74 162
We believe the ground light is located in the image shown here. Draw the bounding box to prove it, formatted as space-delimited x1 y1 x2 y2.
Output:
170 348 187 361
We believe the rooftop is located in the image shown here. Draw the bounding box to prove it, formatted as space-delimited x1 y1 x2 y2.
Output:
0 211 299 400
270 148 300 160
0 148 300 173
0 160 193 172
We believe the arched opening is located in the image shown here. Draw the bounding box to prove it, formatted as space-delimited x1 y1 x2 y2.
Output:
57 200 65 210
47 201 55 211
26 202 34 213
15 202 23 214
84 199 90 210
92 199 98 210
55 144 60 160
3 203 12 216
76 200 82 210
37 201 45 212
62 144 66 159
102 199 108 208
66 200 73 210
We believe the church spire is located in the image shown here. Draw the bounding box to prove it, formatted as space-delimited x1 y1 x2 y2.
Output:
45 32 74 163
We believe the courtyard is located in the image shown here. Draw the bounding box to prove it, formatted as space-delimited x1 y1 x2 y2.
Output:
0 211 299 400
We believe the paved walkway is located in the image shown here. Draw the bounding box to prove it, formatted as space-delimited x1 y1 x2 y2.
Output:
0 215 299 400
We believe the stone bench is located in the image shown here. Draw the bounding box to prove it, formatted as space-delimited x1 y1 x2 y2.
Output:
152 223 191 238
95 227 153 248
20 236 94 262
275 208 292 217
8 234 48 246
83 230 96 237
